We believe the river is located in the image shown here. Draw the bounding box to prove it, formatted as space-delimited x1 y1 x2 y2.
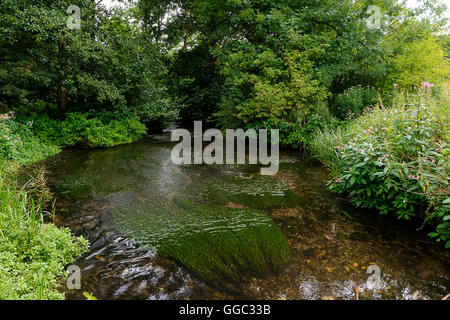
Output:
23 135 449 300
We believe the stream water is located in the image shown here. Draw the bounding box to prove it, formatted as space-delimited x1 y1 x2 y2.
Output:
24 135 449 300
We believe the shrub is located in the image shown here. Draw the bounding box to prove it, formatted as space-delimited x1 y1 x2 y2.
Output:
31 112 147 148
311 90 449 247
0 111 60 175
248 114 328 149
0 111 25 160
330 86 378 119
85 118 148 148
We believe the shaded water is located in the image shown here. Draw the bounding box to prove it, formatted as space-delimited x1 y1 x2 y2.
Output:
28 135 449 300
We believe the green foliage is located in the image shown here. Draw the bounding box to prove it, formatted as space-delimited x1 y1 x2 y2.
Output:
83 292 98 300
1 109 147 178
0 182 89 300
331 86 378 120
428 197 450 249
141 0 449 140
0 111 60 175
0 1 177 128
387 36 450 91
0 111 24 159
311 91 449 247
248 114 328 149
167 44 223 123
31 112 147 148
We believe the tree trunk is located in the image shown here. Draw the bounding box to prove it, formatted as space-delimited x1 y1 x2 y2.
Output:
57 36 67 113
57 86 67 113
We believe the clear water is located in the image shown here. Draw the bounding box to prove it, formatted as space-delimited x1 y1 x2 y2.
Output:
29 135 449 300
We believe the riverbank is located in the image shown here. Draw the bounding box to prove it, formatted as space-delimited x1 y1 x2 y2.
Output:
0 111 148 299
307 90 449 248
0 178 89 299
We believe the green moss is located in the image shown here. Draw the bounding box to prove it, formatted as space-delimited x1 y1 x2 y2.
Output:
160 223 290 289
112 195 290 289
54 143 293 289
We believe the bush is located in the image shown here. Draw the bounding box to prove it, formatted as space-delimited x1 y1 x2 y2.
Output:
0 111 26 160
311 90 449 248
0 112 60 175
330 86 378 119
248 114 328 149
1 110 147 176
31 112 147 148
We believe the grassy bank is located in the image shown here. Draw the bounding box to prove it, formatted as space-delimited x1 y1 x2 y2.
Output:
308 90 450 248
0 182 89 299
0 110 148 299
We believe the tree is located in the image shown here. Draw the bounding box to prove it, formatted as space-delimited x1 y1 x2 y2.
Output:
0 0 178 127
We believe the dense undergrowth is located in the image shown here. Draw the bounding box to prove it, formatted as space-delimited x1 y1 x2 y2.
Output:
0 111 148 174
0 179 89 299
309 89 450 248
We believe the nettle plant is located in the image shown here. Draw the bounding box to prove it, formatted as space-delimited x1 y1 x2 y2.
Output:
329 94 449 247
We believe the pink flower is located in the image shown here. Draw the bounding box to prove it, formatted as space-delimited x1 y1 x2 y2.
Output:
421 82 434 90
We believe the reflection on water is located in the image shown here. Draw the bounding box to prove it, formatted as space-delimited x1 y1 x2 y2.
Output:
28 135 449 300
